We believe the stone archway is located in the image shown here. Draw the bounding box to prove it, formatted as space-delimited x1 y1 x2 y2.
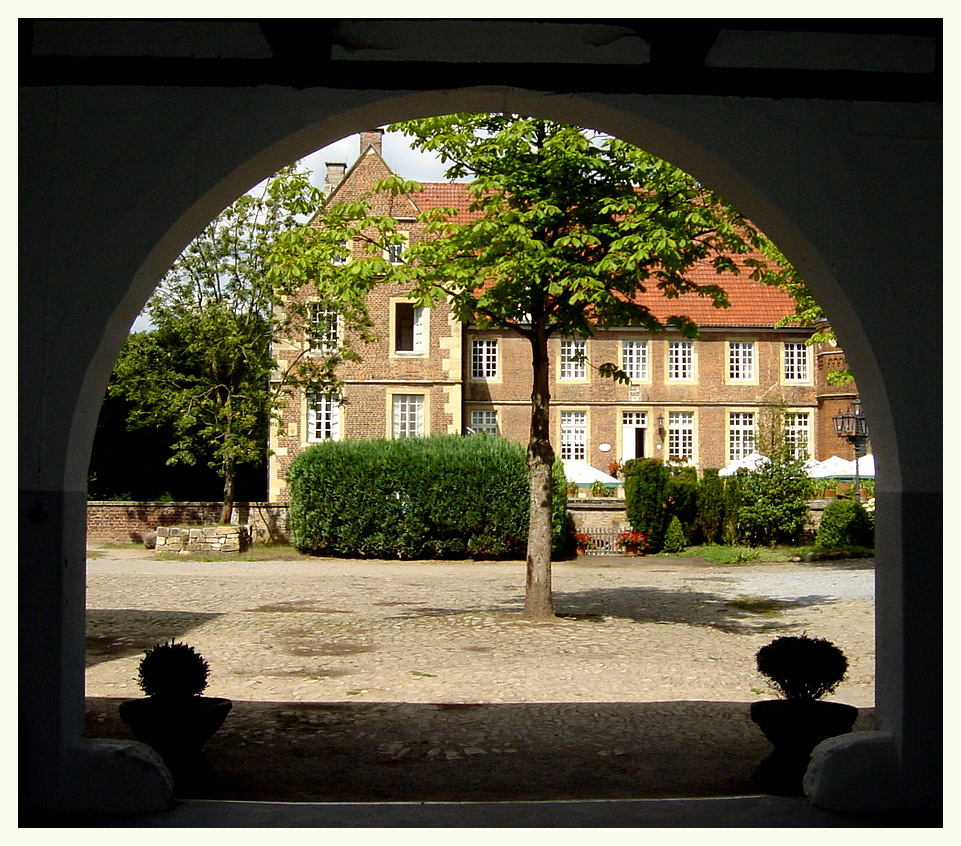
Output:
20 33 940 817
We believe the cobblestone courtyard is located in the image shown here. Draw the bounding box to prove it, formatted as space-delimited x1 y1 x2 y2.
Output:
84 546 876 802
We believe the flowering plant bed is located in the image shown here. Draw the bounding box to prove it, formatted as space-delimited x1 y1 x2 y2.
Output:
616 530 648 554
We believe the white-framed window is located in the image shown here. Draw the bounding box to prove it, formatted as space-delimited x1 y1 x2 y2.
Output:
728 342 755 381
784 412 811 460
394 302 426 354
783 342 810 382
386 232 409 264
471 339 498 379
559 339 587 380
668 411 694 462
560 410 587 460
391 394 424 439
668 341 694 380
307 394 340 442
621 340 648 382
728 412 756 461
331 239 350 266
308 304 339 355
470 409 498 435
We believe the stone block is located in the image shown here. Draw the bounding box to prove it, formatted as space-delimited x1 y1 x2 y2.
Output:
189 528 202 539
804 731 905 812
156 526 169 537
202 526 218 537
66 738 173 814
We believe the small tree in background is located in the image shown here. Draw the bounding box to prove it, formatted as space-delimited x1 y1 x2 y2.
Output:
662 515 687 553
624 457 672 552
665 465 701 545
110 165 380 523
697 469 725 545
737 458 812 546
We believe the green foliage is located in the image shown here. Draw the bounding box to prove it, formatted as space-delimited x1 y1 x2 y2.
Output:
755 635 848 701
623 457 671 552
109 164 379 521
665 466 700 544
289 435 545 559
722 473 745 546
662 515 687 553
552 459 577 556
736 456 812 547
697 469 726 544
816 499 874 549
137 640 210 698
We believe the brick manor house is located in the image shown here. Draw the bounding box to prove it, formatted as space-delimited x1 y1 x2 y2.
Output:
268 129 859 503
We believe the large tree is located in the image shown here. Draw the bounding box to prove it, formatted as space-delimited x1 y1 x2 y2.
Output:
384 114 786 619
110 165 378 523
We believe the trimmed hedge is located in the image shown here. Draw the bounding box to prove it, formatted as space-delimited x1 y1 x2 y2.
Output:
816 499 874 549
288 435 568 559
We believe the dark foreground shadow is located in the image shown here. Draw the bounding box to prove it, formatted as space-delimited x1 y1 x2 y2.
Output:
85 697 876 803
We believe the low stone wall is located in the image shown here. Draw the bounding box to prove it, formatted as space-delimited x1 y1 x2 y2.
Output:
87 501 291 544
155 525 251 554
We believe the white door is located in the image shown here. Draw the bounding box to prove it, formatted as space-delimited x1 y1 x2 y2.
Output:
621 411 647 462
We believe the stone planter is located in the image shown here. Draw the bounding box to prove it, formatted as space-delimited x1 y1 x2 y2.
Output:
750 699 859 795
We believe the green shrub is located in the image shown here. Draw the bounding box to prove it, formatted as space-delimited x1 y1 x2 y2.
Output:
722 472 745 545
736 457 812 547
665 468 700 544
662 515 687 553
817 499 874 549
289 435 551 559
697 469 725 544
551 457 576 556
623 457 671 552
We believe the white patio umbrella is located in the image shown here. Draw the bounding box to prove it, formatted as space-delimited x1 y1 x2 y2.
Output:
562 460 620 485
718 452 769 477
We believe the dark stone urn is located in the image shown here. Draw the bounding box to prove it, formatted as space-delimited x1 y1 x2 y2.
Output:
750 699 859 795
120 695 232 793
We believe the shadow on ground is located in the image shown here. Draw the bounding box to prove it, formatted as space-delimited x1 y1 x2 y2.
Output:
86 610 221 666
86 697 876 804
391 584 836 634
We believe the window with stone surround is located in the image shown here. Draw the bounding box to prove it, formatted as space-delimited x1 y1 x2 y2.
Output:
392 394 424 439
559 339 587 380
783 342 810 382
394 302 426 354
668 341 694 381
785 412 811 460
560 410 587 460
621 340 648 381
728 341 755 381
307 394 340 442
668 411 694 461
308 303 339 355
470 409 498 435
471 339 498 379
728 411 756 461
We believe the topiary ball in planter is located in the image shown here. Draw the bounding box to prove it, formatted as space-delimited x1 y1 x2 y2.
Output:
755 634 848 701
119 640 231 794
749 635 858 796
137 640 210 698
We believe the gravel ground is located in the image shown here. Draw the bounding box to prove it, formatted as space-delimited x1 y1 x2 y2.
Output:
84 545 876 802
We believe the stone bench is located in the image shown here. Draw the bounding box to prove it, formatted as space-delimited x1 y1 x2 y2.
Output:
154 525 251 554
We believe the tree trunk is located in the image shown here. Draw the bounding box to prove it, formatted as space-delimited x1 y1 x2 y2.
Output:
524 324 555 620
220 460 236 525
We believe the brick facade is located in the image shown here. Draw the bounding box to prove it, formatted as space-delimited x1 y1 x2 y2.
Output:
269 129 863 503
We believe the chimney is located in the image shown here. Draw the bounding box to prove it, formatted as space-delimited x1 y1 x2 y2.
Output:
359 128 384 157
324 162 346 197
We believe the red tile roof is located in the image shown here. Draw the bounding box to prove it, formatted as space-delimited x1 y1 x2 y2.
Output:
410 183 799 328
